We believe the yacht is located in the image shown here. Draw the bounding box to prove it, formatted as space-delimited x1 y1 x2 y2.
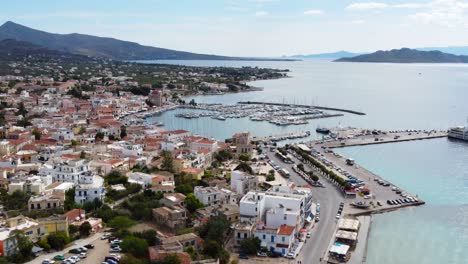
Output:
448 126 468 141
316 127 330 134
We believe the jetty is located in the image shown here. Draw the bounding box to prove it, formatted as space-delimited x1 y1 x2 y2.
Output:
318 128 447 148
252 131 311 142
238 101 366 115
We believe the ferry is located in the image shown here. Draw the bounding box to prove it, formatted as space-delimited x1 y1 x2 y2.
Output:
448 126 468 141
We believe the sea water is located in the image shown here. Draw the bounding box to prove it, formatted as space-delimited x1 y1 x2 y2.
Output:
144 59 468 264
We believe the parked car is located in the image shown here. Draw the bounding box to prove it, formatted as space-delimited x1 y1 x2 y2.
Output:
110 247 122 253
79 253 87 259
53 254 65 260
42 259 55 264
69 248 81 254
306 232 311 238
84 244 94 249
257 251 268 257
239 253 249 259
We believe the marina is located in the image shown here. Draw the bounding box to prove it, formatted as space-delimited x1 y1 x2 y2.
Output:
172 103 344 126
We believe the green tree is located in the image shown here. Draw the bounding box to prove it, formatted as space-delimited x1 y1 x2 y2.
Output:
154 253 181 264
16 102 28 116
79 221 92 237
120 254 147 264
71 139 79 146
9 230 33 262
121 236 148 258
297 163 305 171
47 232 70 250
240 237 261 255
108 216 135 230
106 170 128 185
238 154 250 162
184 193 204 213
64 187 77 210
120 125 127 138
32 128 41 140
198 216 230 244
68 224 79 236
234 162 253 174
95 132 104 140
215 149 232 162
161 150 174 172
1 190 30 210
80 150 86 159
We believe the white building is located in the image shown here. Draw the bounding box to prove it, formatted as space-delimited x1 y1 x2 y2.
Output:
39 159 90 184
74 174 106 204
127 172 154 187
51 129 76 141
230 170 258 195
254 222 296 256
239 183 313 230
194 186 237 206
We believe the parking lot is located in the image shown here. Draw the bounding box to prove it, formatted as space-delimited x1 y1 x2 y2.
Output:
29 233 118 264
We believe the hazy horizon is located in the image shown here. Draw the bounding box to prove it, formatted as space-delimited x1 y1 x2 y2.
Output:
3 0 468 57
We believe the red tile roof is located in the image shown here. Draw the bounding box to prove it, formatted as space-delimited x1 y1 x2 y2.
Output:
277 225 295 236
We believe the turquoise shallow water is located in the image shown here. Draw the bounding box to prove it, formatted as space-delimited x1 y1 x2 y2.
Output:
337 139 468 264
145 60 468 264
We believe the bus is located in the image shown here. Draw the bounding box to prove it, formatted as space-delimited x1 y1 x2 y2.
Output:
275 150 292 163
279 168 291 178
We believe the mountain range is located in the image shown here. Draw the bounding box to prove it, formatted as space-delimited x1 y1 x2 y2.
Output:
0 21 292 61
334 48 468 63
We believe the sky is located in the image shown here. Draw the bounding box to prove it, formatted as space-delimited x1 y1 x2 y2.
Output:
2 0 468 57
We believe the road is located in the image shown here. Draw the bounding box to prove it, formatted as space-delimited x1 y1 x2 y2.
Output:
265 147 343 263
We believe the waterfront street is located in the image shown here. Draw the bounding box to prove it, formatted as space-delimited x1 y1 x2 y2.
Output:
264 146 344 263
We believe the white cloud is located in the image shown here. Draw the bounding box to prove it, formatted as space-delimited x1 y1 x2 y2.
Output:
304 9 323 15
254 11 269 16
408 0 468 27
393 3 426 9
351 19 366 24
346 2 388 11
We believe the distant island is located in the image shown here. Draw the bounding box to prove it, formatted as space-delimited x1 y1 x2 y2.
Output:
287 51 361 60
0 21 295 61
335 48 468 63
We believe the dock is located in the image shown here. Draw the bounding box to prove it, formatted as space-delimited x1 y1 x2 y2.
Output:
252 131 311 142
238 101 366 115
319 129 447 148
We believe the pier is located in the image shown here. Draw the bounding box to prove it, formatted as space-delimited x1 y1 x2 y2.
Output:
252 131 311 142
318 128 447 148
238 101 367 115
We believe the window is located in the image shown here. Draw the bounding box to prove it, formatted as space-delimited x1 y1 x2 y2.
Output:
237 233 241 238
271 236 275 242
263 234 266 240
282 237 285 242
244 233 247 238
31 204 34 209
53 203 56 208
47 203 51 208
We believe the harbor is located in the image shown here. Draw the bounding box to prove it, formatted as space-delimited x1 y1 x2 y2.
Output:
172 103 344 126
286 127 451 263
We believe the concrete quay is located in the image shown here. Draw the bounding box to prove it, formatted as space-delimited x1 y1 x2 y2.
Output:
319 128 447 148
307 141 425 215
